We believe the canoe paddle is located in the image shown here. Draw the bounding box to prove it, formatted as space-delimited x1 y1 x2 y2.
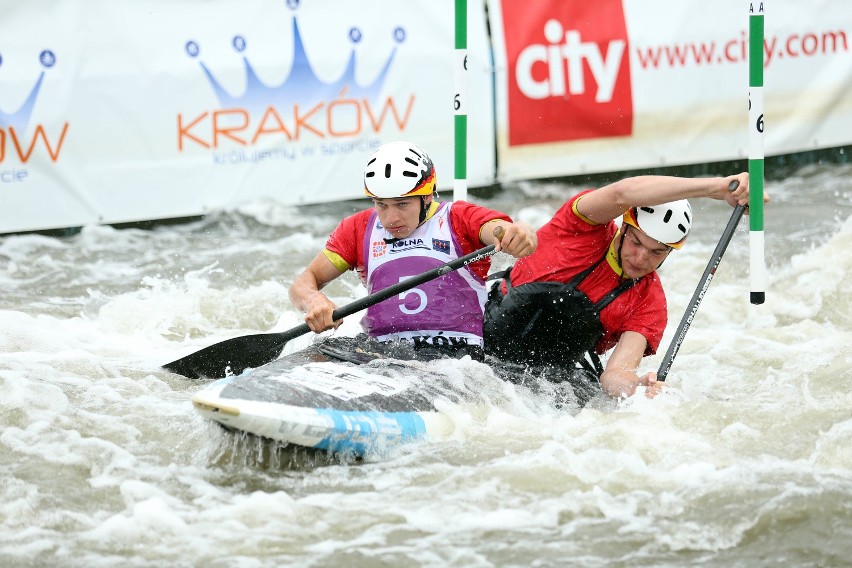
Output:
163 233 503 379
657 180 744 381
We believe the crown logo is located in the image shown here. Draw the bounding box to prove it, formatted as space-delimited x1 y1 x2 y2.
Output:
0 50 56 132
185 8 405 115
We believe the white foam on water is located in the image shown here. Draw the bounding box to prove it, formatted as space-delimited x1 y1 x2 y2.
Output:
2 169 851 566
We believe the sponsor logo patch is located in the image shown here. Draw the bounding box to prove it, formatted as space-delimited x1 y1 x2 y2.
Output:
372 240 387 258
412 336 470 348
432 238 450 254
389 238 429 253
501 0 633 146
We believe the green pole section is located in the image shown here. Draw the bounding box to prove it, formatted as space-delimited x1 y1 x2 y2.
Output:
454 0 468 201
748 2 766 304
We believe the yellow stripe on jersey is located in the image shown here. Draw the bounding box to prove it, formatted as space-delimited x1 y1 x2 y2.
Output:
322 249 351 272
572 195 600 225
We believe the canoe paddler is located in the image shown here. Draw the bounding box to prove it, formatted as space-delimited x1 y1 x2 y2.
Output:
484 173 768 398
289 140 537 361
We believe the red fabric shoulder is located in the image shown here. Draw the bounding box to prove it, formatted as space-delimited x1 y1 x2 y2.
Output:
325 208 373 272
594 276 667 355
449 201 512 279
448 200 512 255
325 201 511 280
510 190 614 287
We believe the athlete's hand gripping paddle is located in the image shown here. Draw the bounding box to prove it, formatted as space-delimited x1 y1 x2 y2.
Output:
164 226 505 379
657 181 744 381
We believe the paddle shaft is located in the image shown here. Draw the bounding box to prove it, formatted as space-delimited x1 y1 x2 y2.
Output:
163 238 501 379
246 241 500 342
330 243 497 322
657 181 743 382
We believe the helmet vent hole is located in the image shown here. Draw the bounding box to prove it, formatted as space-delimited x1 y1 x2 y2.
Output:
403 171 418 177
678 224 687 232
640 207 654 214
365 172 375 178
384 164 392 178
404 157 418 166
663 210 672 223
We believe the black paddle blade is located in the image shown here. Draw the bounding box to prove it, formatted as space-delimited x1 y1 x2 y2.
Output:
163 333 287 379
162 243 498 380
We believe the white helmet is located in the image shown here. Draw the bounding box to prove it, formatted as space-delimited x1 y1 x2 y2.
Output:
623 200 692 249
364 141 436 199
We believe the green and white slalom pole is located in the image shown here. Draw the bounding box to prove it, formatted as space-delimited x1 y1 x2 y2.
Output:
454 0 468 202
748 2 766 304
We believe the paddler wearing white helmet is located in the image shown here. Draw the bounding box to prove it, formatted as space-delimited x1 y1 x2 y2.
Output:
289 140 537 361
483 173 768 401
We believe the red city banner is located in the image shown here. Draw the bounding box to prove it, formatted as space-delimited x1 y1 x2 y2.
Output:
501 0 633 146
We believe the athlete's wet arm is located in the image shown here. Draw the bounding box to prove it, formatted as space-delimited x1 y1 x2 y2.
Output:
289 251 347 333
599 331 663 399
576 173 762 225
479 219 538 258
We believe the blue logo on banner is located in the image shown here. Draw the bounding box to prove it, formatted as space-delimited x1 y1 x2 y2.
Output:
184 5 406 115
0 49 56 132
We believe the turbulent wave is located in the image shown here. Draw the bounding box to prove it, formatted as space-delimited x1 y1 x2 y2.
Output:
1 166 851 566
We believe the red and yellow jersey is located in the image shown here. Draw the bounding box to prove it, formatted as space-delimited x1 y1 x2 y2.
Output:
508 190 667 355
323 200 511 284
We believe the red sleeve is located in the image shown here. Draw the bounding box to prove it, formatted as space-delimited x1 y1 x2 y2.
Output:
510 190 613 288
325 209 373 271
449 201 512 279
596 277 667 356
625 279 667 355
449 201 512 255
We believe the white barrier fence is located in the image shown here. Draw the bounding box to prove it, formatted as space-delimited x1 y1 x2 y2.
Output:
1 0 849 233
